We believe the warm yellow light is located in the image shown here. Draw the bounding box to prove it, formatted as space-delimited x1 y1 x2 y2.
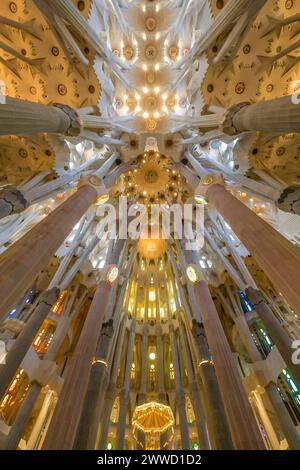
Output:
143 112 149 119
150 364 155 370
143 64 148 71
135 92 141 100
154 112 160 119
135 105 141 113
155 63 160 71
149 352 156 360
143 86 149 94
149 289 156 302
154 86 160 94
96 194 109 205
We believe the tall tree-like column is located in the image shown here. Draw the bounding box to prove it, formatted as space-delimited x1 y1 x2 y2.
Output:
192 276 265 449
201 178 300 316
0 289 59 400
116 313 137 449
73 239 130 449
42 238 126 450
178 320 210 450
165 281 190 450
173 244 234 449
222 95 300 135
0 183 97 322
3 381 41 450
246 288 300 386
97 319 127 449
0 97 81 136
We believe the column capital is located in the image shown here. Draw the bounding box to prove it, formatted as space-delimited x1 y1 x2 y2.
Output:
245 287 266 306
53 103 82 137
37 287 61 308
276 186 300 215
0 186 29 218
221 102 250 135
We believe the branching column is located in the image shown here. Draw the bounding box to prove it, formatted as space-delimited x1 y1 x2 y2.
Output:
246 288 300 386
116 315 137 450
73 239 128 449
178 320 210 450
0 184 97 321
205 182 300 315
193 278 265 449
0 288 59 400
42 239 126 450
97 318 127 450
0 97 81 136
223 95 300 135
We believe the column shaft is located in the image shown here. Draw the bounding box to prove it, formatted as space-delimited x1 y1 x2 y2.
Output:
266 382 300 450
4 381 41 450
191 319 234 449
207 184 300 315
116 318 137 450
42 279 111 449
0 97 79 136
0 288 59 400
193 280 265 449
228 96 300 134
246 288 300 385
0 185 97 321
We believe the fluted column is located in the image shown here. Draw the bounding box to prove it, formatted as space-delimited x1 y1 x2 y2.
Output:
26 390 54 449
73 239 128 449
165 279 190 449
98 319 126 450
219 289 300 449
222 95 300 135
191 319 234 449
266 382 300 450
175 244 234 448
116 315 137 450
42 240 125 449
0 97 81 137
204 181 300 315
0 288 59 400
193 279 265 449
73 320 114 450
168 323 190 450
0 184 97 322
178 320 210 450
